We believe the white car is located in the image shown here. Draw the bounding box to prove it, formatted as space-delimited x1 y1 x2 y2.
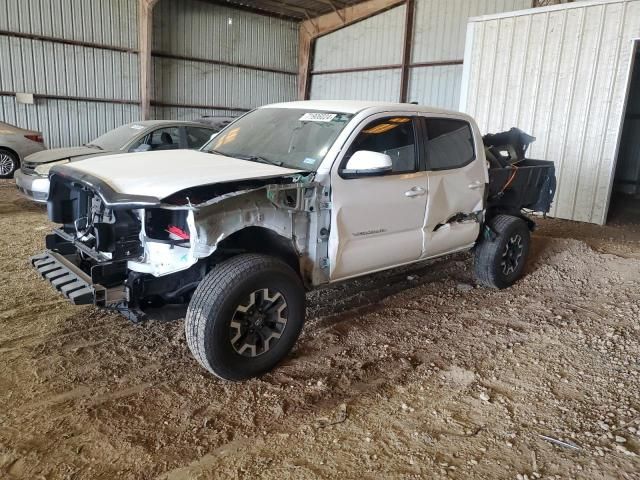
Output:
32 101 556 381
15 120 220 203
0 122 45 179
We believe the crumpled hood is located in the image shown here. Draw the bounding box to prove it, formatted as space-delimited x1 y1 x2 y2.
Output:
25 146 109 164
59 149 304 200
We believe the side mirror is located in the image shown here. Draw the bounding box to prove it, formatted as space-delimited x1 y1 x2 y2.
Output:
341 150 392 178
132 144 152 153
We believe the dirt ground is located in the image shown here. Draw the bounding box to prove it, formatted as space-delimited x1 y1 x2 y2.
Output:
1 178 639 480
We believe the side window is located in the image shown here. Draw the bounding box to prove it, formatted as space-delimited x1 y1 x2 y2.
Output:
140 127 180 151
425 118 475 170
186 127 215 149
345 117 417 174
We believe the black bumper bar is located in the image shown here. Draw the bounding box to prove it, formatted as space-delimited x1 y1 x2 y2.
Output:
31 251 100 305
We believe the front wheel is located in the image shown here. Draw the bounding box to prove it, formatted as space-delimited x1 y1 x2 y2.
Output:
474 215 531 289
185 254 306 381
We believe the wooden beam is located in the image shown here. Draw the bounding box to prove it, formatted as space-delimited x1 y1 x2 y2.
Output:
139 0 159 121
298 0 405 100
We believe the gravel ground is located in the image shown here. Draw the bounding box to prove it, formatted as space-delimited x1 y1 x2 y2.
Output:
0 179 639 480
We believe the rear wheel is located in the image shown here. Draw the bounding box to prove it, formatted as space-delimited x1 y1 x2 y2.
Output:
474 215 531 289
0 149 18 179
185 254 305 381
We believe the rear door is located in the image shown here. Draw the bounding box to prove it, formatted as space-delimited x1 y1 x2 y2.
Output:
420 116 487 258
328 114 429 280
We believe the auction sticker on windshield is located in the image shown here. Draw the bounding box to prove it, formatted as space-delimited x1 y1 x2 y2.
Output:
299 113 337 122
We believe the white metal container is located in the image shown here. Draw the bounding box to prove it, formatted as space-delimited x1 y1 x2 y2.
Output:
461 0 640 224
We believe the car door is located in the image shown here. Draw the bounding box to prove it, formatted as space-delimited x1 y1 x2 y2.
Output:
420 116 487 258
329 114 429 280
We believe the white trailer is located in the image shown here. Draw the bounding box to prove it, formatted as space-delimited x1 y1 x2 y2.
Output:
460 0 640 225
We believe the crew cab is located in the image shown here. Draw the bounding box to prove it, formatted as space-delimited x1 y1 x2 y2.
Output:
31 101 555 381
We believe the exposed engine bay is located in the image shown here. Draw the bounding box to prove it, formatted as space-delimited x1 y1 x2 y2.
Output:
38 166 322 320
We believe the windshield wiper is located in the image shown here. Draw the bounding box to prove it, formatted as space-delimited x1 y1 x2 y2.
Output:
208 150 284 167
233 154 283 167
85 143 103 150
207 149 235 158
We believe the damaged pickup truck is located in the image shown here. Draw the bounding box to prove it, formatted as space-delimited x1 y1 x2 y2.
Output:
32 101 555 380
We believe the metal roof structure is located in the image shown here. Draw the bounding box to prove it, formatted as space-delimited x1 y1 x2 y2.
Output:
210 0 373 20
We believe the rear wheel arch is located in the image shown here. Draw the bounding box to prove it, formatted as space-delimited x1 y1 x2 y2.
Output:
0 146 20 162
0 147 20 178
474 214 531 289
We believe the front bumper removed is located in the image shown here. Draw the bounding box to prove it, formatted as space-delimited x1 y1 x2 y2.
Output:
31 251 97 304
30 249 143 321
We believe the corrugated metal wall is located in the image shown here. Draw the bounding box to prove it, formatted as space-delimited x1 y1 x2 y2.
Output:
151 0 298 120
0 0 140 148
310 70 403 102
309 0 530 107
461 0 640 224
408 0 530 109
313 6 406 71
0 0 138 48
407 65 463 111
310 6 405 102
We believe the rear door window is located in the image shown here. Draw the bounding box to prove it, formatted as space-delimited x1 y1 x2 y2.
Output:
186 127 215 149
425 118 475 170
148 127 181 151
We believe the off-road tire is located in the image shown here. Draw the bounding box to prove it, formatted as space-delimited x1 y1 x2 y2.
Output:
0 149 19 179
474 215 530 289
185 254 305 381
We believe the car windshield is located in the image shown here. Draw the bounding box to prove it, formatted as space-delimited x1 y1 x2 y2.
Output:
202 108 354 170
88 123 150 150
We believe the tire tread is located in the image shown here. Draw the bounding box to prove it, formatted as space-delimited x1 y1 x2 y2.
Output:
185 254 303 380
474 215 529 289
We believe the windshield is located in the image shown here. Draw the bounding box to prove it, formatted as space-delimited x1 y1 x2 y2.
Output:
89 123 149 150
202 108 354 170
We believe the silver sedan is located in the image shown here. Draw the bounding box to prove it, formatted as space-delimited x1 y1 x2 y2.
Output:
0 122 46 179
15 120 222 203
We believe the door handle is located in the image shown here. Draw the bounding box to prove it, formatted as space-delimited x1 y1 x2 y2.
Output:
405 186 426 197
468 181 484 190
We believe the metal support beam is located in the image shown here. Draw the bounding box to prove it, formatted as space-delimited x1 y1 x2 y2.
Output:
298 0 405 100
399 0 415 102
139 0 159 121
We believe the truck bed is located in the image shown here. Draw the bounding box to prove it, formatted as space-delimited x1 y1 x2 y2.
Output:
487 159 556 214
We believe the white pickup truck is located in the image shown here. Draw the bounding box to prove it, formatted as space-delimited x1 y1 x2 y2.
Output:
32 101 555 380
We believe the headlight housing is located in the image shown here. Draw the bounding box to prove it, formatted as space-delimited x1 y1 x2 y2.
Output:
34 159 69 176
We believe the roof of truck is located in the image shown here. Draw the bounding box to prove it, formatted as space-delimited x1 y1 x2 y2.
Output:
263 100 470 118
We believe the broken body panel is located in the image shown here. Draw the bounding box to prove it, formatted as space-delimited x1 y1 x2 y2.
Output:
42 162 331 317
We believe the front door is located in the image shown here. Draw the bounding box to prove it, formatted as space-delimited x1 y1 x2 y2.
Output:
329 114 429 280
